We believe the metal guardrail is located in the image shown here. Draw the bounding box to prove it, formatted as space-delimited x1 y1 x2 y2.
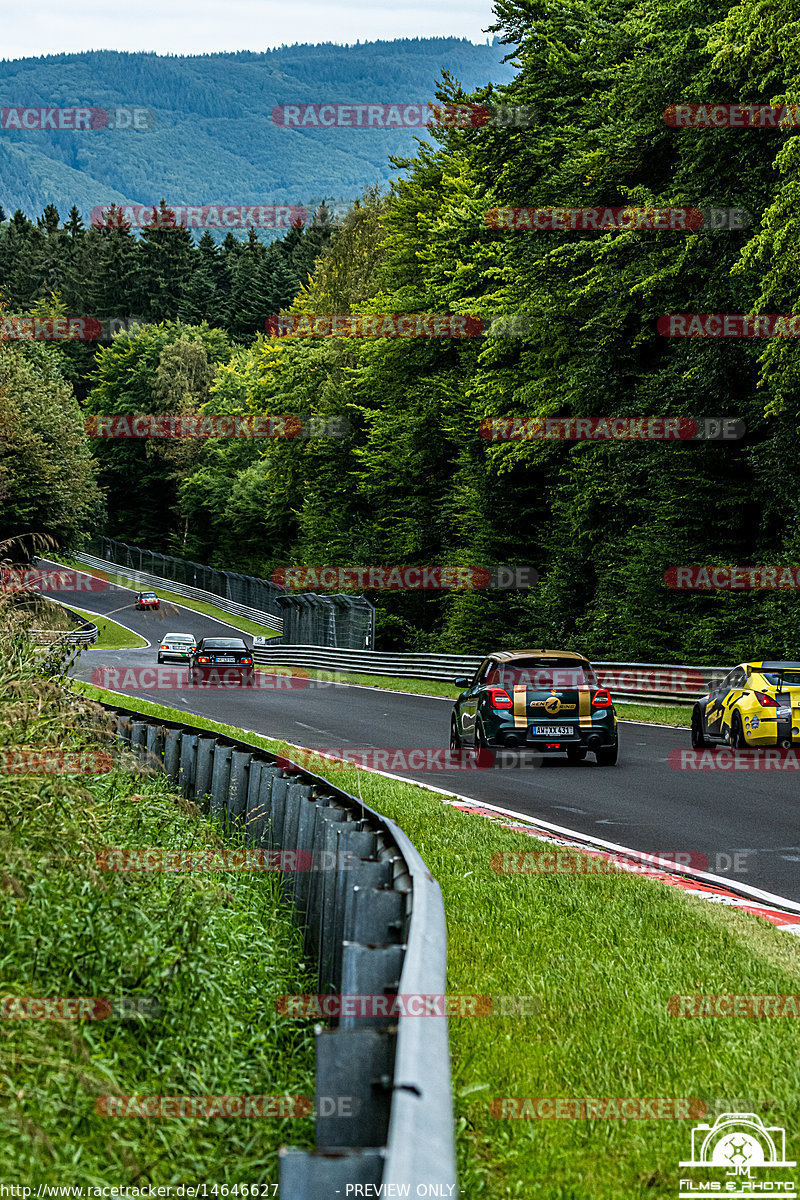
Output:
29 605 98 647
101 702 456 1200
71 552 285 633
251 645 731 704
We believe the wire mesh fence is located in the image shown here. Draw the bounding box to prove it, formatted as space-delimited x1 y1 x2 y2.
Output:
276 592 375 649
88 535 285 617
86 537 375 649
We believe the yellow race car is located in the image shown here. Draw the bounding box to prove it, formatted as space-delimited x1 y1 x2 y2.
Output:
691 660 800 749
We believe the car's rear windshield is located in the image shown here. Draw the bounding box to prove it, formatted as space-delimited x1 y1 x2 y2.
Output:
200 638 247 649
140 592 157 598
487 659 597 689
758 669 800 687
165 634 194 642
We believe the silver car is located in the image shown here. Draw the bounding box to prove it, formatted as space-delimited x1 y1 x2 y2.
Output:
157 633 197 664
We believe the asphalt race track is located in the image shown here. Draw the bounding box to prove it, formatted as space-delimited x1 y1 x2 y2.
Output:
43 560 800 904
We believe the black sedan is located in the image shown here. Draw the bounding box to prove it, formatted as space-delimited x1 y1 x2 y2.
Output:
188 637 254 686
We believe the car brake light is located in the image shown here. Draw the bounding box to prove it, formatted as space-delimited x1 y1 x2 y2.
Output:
196 656 210 663
591 689 612 708
240 658 252 665
160 645 168 650
487 687 513 709
755 692 779 708
546 743 560 749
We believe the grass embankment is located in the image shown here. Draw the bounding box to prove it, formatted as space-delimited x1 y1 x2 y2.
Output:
69 604 148 650
54 555 283 640
1 602 315 1186
71 684 800 1200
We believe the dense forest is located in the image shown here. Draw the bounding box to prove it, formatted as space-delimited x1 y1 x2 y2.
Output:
0 40 515 221
3 1 800 662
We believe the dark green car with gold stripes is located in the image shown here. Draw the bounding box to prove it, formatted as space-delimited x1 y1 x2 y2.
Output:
449 649 618 766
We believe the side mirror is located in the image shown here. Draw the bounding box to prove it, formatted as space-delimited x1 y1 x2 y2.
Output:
454 677 470 688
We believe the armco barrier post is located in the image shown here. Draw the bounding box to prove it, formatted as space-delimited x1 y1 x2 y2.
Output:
163 727 182 784
315 1026 396 1148
318 814 359 988
209 743 233 824
146 722 165 771
179 733 198 796
305 805 346 959
331 832 378 988
278 1148 385 1198
338 944 405 1031
227 749 253 832
193 736 217 806
335 862 400 991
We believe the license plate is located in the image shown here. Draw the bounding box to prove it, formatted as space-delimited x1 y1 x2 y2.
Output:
530 725 572 737
216 657 235 663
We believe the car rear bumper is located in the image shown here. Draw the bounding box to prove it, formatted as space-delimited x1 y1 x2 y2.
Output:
490 726 616 750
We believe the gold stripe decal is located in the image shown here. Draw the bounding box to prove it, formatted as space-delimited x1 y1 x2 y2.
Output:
578 686 592 729
514 685 528 729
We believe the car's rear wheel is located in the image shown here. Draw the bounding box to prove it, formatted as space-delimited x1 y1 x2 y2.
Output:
449 716 463 763
475 721 496 768
730 712 746 750
567 746 586 763
691 706 709 749
596 741 618 766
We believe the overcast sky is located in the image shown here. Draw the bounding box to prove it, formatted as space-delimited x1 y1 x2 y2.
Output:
4 1 499 60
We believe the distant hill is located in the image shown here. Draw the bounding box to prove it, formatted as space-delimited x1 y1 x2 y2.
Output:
0 41 516 229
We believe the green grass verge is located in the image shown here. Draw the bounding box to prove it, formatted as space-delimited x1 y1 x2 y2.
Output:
252 664 692 726
71 684 800 1200
2 613 315 1186
69 604 148 650
55 555 283 640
